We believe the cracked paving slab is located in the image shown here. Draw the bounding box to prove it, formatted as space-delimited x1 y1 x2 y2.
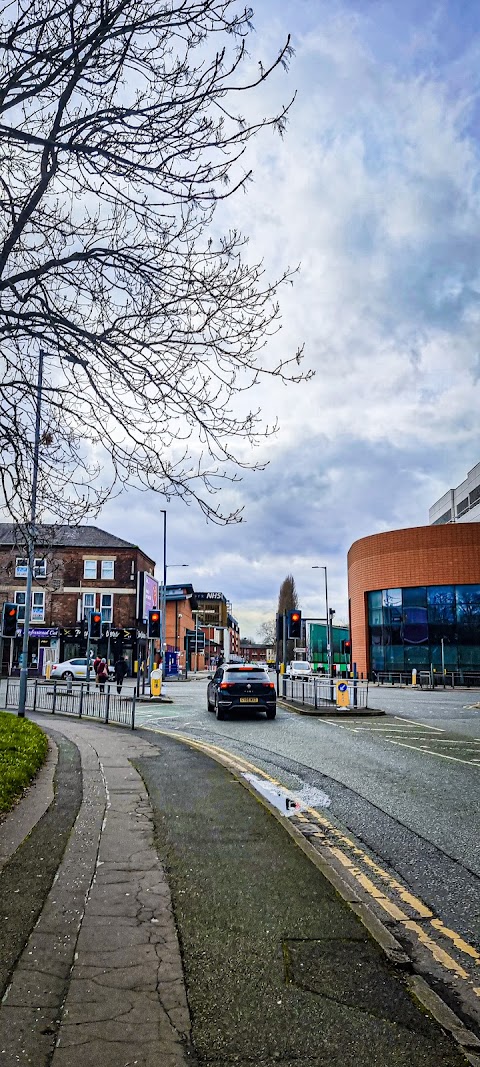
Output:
0 718 195 1067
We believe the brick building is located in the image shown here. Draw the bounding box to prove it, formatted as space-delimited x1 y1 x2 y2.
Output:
348 523 480 678
0 524 156 676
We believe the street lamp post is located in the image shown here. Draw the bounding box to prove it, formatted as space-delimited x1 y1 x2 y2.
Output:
312 565 332 678
191 609 215 673
18 349 44 717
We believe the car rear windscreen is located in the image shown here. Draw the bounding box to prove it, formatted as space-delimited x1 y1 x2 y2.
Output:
224 669 269 682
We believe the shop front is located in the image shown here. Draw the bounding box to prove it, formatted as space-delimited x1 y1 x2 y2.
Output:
7 626 61 676
62 624 148 676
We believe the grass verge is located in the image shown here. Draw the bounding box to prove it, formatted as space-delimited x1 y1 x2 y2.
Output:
0 711 49 815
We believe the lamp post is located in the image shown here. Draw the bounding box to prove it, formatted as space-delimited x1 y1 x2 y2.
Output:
191 609 215 673
17 347 91 715
312 565 332 678
18 349 44 717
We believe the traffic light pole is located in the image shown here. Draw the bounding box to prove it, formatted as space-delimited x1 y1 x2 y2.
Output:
18 349 44 718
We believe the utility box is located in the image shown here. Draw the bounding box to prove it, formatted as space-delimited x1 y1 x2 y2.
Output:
150 669 162 697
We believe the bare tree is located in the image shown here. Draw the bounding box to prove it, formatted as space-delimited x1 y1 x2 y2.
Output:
0 0 310 525
258 618 275 645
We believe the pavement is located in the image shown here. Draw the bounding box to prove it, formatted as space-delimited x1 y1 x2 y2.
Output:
0 712 477 1067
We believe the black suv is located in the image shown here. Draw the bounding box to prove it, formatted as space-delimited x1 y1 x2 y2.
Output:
207 664 276 720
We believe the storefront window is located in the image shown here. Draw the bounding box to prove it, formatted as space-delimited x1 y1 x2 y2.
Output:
367 583 480 674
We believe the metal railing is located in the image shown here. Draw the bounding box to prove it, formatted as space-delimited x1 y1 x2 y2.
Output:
375 670 480 689
5 679 136 729
280 675 369 710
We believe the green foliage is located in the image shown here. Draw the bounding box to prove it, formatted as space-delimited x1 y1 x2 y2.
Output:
0 712 49 815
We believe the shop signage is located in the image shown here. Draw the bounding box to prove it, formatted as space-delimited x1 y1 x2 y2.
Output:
62 626 86 639
16 626 60 638
103 627 147 641
196 592 225 601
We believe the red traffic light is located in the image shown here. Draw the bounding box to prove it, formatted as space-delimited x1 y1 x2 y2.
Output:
151 611 160 622
291 612 300 622
93 613 101 623
7 608 15 616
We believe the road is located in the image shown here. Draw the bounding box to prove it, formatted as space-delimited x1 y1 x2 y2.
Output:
135 674 480 1034
3 672 479 1031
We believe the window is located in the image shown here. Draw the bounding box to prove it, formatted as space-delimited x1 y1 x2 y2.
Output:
14 590 26 621
84 559 97 579
456 497 469 517
101 593 112 623
14 590 44 621
14 557 46 578
433 509 451 525
15 558 28 578
31 592 45 621
83 592 95 617
101 559 114 580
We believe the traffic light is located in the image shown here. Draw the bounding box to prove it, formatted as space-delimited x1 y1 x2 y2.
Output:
341 639 351 657
2 602 18 638
288 610 302 639
88 611 102 639
148 609 161 639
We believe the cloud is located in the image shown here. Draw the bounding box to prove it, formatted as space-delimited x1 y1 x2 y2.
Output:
101 1 480 638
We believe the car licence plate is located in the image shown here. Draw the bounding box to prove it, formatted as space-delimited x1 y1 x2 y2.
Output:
240 697 258 703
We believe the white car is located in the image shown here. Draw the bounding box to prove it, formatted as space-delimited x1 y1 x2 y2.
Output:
287 661 313 680
50 657 112 681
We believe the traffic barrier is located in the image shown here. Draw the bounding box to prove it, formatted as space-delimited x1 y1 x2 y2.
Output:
5 678 136 729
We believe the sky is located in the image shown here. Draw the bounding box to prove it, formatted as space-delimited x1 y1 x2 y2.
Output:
100 0 480 640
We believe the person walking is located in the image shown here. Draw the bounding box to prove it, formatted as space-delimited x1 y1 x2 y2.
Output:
114 656 128 695
93 654 102 687
97 658 109 693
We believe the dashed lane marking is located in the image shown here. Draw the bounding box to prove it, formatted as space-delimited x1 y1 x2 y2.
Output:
321 715 480 767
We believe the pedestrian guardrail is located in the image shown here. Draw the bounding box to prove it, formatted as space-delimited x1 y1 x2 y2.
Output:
280 676 368 710
5 679 136 729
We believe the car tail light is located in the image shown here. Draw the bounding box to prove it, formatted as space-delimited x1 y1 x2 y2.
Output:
262 682 276 689
219 682 234 689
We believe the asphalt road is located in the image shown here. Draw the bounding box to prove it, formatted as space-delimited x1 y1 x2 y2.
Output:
136 677 480 959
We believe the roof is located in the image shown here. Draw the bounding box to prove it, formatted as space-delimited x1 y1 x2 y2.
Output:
0 523 149 554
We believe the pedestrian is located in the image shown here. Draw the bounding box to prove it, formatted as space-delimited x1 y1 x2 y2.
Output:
97 658 109 693
114 655 128 695
93 654 102 687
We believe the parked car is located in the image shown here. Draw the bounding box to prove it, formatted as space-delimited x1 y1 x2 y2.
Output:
287 661 313 679
207 664 276 720
50 657 114 681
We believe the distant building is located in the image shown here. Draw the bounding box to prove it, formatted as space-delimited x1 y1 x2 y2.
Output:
348 523 480 678
306 622 350 674
429 462 480 525
0 524 155 675
194 592 240 662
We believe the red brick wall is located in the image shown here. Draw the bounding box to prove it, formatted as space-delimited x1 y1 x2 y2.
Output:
348 523 480 676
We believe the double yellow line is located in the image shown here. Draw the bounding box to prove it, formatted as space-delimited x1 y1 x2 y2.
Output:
150 728 480 998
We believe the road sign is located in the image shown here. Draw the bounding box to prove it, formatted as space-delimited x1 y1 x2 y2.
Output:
336 681 350 708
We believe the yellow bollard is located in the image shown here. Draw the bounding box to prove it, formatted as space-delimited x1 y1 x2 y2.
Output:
150 669 162 697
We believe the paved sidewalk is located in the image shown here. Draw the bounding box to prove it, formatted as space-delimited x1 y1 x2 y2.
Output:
0 717 193 1067
0 713 474 1067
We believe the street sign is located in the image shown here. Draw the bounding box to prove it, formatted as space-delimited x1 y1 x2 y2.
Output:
336 681 350 708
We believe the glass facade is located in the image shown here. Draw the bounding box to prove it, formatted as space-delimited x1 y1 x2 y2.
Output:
368 585 480 674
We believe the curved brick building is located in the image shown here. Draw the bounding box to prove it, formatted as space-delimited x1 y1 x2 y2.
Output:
348 524 480 678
